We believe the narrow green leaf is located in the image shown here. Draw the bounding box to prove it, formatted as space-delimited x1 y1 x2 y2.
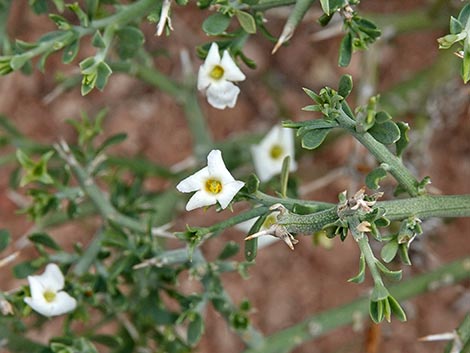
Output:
187 313 204 346
91 31 106 48
301 128 330 149
338 32 352 67
280 156 290 197
202 13 231 35
245 214 266 261
235 11 256 34
88 335 122 348
29 232 61 250
369 299 383 323
348 254 365 283
387 295 407 322
458 3 470 25
319 0 329 15
218 241 240 260
96 133 127 155
395 122 410 157
0 229 11 252
398 243 412 265
62 40 80 64
463 38 470 83
302 87 320 102
376 261 402 281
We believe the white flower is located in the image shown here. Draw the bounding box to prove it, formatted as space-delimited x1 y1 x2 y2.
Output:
197 43 246 109
251 125 297 182
176 149 244 211
24 263 77 317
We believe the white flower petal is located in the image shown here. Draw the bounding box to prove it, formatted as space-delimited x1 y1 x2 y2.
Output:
206 149 235 184
197 66 212 91
27 275 46 301
41 263 64 291
176 167 210 193
185 190 217 211
216 180 244 209
205 42 221 68
24 296 51 317
220 51 246 82
49 292 77 316
251 125 297 182
206 81 240 109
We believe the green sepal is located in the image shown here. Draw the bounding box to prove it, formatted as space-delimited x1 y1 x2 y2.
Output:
235 11 256 34
218 241 240 260
348 254 365 283
300 128 331 150
338 74 353 98
376 261 402 281
202 13 231 35
338 32 353 67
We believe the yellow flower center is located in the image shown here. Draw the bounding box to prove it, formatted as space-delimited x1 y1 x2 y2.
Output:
210 65 224 80
43 290 56 303
205 179 223 194
270 144 284 159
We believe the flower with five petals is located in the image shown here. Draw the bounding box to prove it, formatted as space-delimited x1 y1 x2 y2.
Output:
176 149 244 211
24 263 77 317
197 43 246 109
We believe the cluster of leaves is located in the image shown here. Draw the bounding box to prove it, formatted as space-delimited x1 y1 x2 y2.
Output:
438 3 470 83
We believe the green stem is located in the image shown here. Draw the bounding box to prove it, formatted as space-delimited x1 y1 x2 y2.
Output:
277 195 470 234
336 109 420 197
242 256 470 353
90 0 156 28
252 191 334 210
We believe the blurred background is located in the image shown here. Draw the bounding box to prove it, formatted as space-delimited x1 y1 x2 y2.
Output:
0 0 469 352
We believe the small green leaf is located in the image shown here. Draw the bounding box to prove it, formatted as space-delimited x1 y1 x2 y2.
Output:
365 167 387 190
0 229 11 252
376 261 402 281
235 11 256 34
245 174 260 194
319 0 329 15
374 111 391 123
398 243 411 265
245 215 266 261
338 32 353 67
463 39 470 83
115 26 145 60
348 254 365 283
66 3 89 27
458 3 470 25
381 239 398 263
91 31 106 48
369 299 383 323
301 128 330 149
302 87 321 102
388 295 407 322
450 16 463 34
29 232 61 250
368 120 401 145
338 74 353 98
395 122 410 157
202 13 231 35
13 261 41 278
187 313 204 346
95 61 112 91
218 241 240 260
62 40 80 64
88 335 122 349
96 133 127 155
